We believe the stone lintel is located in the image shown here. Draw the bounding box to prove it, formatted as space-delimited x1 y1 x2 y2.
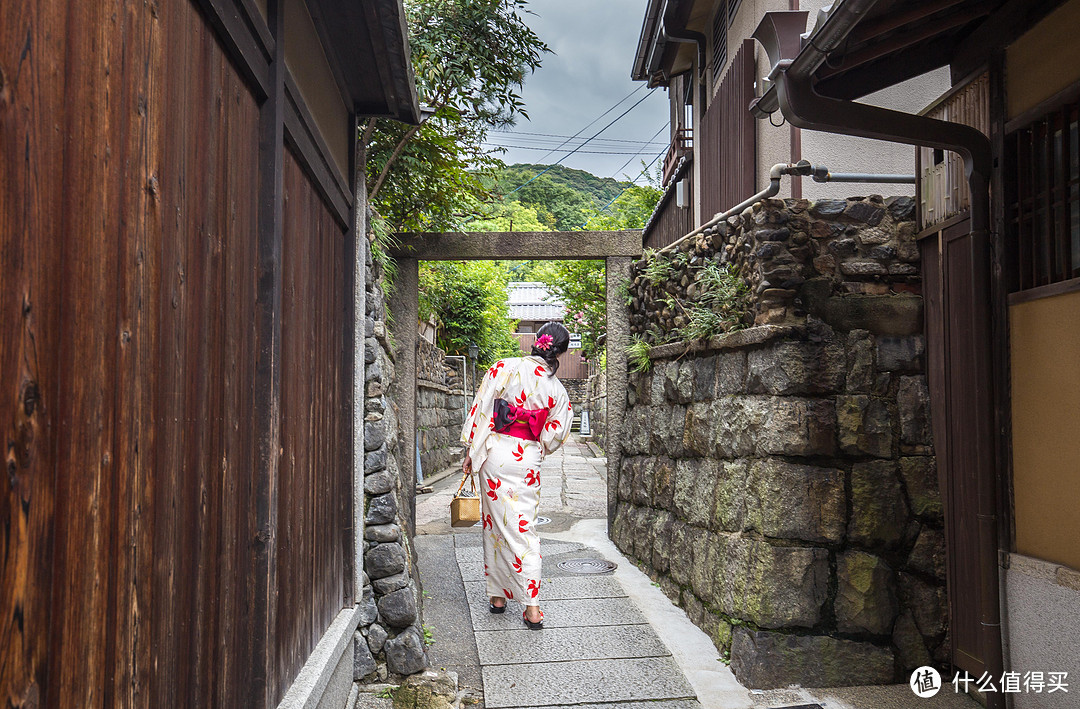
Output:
393 230 643 260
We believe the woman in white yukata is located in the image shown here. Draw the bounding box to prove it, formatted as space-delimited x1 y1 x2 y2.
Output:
461 321 574 630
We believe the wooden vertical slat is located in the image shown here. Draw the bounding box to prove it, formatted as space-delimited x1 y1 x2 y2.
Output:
47 0 129 701
0 0 69 705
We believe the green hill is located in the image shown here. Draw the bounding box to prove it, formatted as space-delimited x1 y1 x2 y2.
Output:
480 164 633 231
501 164 631 204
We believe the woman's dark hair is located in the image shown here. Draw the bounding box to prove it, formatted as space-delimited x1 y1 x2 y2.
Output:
530 321 570 376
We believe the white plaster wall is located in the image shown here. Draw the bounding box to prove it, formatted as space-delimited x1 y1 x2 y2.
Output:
721 0 952 201
1003 554 1080 709
798 67 952 200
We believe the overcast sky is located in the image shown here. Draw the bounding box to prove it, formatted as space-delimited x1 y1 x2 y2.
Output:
481 0 671 184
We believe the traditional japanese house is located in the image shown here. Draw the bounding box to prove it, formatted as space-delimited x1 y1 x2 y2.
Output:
0 0 418 706
633 0 950 249
750 0 1080 705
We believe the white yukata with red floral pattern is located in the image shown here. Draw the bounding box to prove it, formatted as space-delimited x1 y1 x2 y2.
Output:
461 355 573 605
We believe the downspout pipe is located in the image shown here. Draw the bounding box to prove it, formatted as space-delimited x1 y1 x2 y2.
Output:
764 2 1002 701
661 0 707 90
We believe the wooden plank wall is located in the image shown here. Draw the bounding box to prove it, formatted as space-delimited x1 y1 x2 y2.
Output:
701 39 756 220
0 0 352 706
643 180 693 250
274 149 349 706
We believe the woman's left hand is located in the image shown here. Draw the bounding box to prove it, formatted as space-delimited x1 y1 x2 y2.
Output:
462 452 473 475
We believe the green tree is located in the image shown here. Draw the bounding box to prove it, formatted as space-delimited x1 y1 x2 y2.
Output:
532 183 661 360
419 261 521 367
583 184 663 230
363 0 550 232
464 200 551 232
532 260 606 360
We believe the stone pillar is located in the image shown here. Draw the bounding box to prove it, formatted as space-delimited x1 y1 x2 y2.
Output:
389 257 419 537
605 256 631 529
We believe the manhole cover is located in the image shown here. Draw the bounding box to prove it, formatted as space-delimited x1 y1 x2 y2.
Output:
556 558 617 574
535 516 552 526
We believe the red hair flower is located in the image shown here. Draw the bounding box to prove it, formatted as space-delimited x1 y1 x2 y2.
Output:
535 334 553 350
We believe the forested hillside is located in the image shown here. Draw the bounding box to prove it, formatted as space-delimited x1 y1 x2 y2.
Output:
472 164 635 231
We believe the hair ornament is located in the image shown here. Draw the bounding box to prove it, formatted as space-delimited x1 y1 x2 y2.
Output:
535 334 553 350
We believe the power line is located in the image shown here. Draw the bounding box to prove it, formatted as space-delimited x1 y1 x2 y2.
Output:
526 84 647 164
574 148 665 228
489 129 668 145
606 123 670 180
487 144 666 155
506 90 658 196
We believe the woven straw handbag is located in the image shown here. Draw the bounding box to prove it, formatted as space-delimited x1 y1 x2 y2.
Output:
450 472 481 527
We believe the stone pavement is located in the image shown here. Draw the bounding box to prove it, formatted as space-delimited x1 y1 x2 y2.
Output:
399 436 980 709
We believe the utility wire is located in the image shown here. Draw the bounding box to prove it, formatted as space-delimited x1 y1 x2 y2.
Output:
486 145 665 155
506 90 658 196
579 148 666 228
606 123 669 181
527 84 646 164
490 129 667 145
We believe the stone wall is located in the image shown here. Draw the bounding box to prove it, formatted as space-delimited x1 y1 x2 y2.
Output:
561 377 587 407
584 370 606 448
354 247 428 683
628 195 919 342
417 341 468 479
613 195 946 689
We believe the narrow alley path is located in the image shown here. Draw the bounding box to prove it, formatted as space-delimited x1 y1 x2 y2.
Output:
368 437 980 709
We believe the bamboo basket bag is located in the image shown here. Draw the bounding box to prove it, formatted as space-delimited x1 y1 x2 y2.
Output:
450 472 481 527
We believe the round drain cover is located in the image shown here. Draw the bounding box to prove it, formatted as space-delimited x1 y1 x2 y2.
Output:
556 558 617 574
535 516 552 526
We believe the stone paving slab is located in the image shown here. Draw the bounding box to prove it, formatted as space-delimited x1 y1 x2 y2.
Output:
481 656 697 708
453 541 585 564
464 576 626 602
474 624 670 665
468 597 647 631
516 702 701 709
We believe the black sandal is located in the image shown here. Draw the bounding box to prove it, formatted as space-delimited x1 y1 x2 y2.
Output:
489 598 506 614
522 609 544 630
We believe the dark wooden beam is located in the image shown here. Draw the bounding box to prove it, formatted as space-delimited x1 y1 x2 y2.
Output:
951 0 1068 79
392 231 644 261
195 0 273 100
251 0 285 705
282 71 352 228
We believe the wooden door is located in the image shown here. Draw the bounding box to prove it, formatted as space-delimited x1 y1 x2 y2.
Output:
920 217 997 676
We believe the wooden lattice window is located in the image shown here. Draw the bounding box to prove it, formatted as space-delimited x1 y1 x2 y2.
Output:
1006 99 1080 292
728 0 742 25
711 1 727 86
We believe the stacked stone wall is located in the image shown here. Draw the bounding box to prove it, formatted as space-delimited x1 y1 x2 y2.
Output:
561 377 587 407
613 195 945 689
354 249 428 683
628 195 920 341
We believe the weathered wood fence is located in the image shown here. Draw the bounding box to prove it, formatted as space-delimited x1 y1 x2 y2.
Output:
0 0 393 704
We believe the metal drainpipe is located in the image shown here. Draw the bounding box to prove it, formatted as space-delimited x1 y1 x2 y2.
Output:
661 0 707 92
767 4 1003 702
657 161 810 255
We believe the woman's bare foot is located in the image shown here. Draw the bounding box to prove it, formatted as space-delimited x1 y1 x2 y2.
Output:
490 596 505 609
524 605 542 623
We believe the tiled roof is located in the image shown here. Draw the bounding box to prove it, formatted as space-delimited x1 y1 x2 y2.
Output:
507 282 565 321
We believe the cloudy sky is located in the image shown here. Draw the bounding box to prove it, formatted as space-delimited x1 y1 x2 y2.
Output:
481 0 671 184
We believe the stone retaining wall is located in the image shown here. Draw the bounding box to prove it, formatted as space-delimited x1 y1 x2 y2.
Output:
416 340 467 478
418 381 467 479
628 195 919 341
355 247 428 683
613 195 945 689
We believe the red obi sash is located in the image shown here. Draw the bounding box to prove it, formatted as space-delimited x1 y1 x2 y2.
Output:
492 398 548 441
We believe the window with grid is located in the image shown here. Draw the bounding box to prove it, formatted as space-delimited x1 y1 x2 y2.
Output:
1006 99 1080 291
711 1 727 86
